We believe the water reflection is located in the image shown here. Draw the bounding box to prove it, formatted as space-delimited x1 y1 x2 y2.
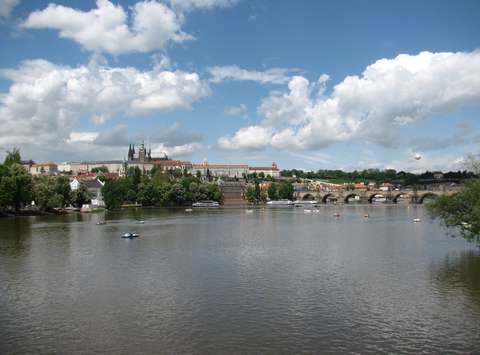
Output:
432 250 480 309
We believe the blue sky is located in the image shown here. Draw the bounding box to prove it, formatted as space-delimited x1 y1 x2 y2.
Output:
0 0 479 171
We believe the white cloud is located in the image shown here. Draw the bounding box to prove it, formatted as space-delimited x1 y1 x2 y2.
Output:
22 0 192 55
218 125 271 150
0 58 209 158
224 104 248 117
218 51 480 151
68 132 99 143
0 0 20 18
167 0 237 12
151 142 201 158
208 65 295 84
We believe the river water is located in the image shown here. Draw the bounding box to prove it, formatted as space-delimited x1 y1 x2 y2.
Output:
1 205 479 354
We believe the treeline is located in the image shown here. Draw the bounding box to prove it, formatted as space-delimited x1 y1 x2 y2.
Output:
281 169 477 185
0 149 91 213
245 181 294 203
102 167 222 210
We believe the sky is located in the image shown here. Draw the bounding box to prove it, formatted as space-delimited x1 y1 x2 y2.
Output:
0 0 479 172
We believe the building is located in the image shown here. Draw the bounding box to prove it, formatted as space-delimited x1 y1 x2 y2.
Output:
30 162 58 175
71 177 105 207
152 159 193 172
192 161 250 178
249 162 280 178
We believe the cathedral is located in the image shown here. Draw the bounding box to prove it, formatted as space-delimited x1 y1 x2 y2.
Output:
127 143 169 162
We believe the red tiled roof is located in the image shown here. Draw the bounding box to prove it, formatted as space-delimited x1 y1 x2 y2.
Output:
152 160 192 166
192 164 248 169
249 167 279 171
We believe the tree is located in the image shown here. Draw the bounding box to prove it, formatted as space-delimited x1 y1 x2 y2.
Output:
245 186 258 203
428 156 480 243
71 184 92 208
278 182 294 200
91 166 109 174
4 148 21 167
102 179 126 210
267 183 278 200
8 163 33 211
428 179 480 243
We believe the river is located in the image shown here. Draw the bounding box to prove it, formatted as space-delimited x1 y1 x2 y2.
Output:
1 205 479 354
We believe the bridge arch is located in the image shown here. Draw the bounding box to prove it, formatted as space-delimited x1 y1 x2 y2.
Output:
302 193 316 201
344 193 361 203
392 193 408 203
322 193 337 204
418 192 438 204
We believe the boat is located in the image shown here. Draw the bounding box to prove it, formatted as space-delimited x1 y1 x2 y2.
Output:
137 220 145 224
364 214 369 218
266 200 294 206
304 209 312 213
122 233 139 239
185 208 193 212
192 200 220 208
294 200 318 206
245 209 254 213
96 221 106 225
333 212 341 217
413 218 421 223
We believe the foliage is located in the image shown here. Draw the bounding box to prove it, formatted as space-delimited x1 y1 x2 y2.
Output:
4 148 22 167
91 166 109 174
71 184 92 208
32 176 71 211
281 168 477 185
101 174 222 210
428 179 480 243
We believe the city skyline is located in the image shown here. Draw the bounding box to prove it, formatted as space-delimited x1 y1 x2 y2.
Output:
1 0 480 172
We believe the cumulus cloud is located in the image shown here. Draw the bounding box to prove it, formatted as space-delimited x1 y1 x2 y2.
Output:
0 59 209 159
218 51 480 151
208 65 296 84
151 142 201 158
224 104 248 117
0 0 20 18
218 125 271 150
22 0 192 55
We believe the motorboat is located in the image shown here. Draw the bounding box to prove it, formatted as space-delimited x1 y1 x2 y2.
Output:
192 200 220 208
185 208 193 212
96 221 106 225
413 218 421 223
333 212 341 217
245 209 254 213
137 220 145 224
122 233 139 239
266 200 294 206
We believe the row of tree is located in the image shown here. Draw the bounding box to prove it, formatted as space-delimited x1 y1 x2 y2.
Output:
101 167 222 210
0 149 92 213
281 168 477 185
245 181 294 203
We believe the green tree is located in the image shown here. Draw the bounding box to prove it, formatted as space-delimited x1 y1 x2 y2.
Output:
267 183 278 200
245 186 258 203
8 164 33 211
71 184 92 208
4 148 21 167
102 179 126 210
91 166 109 174
278 182 294 200
428 179 480 243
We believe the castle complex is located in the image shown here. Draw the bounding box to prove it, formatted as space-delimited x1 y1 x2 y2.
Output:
27 144 280 178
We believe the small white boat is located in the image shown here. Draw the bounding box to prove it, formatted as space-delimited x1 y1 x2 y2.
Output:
245 209 254 213
185 208 193 212
266 200 294 206
364 214 369 218
413 218 421 223
313 209 320 213
192 200 220 208
137 220 145 224
122 233 139 239
333 212 341 217
304 209 312 213
96 221 106 225
461 222 472 229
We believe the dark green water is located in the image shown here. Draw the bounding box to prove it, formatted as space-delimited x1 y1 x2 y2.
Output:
1 205 479 354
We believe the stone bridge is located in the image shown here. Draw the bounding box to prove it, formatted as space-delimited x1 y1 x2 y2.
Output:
294 189 457 204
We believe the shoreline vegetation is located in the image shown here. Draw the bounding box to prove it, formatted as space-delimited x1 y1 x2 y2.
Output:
1 148 480 245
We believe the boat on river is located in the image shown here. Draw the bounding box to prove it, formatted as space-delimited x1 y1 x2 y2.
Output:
192 200 220 208
267 200 294 206
122 233 139 239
